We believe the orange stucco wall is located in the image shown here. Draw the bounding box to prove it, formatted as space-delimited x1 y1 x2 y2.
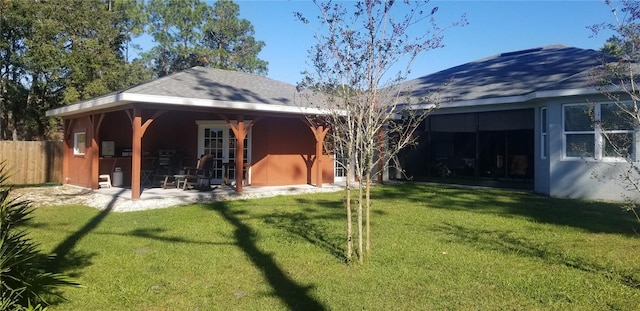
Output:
63 109 334 189
251 117 334 186
65 116 93 188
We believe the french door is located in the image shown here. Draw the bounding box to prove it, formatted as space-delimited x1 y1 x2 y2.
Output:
196 121 251 184
334 154 347 182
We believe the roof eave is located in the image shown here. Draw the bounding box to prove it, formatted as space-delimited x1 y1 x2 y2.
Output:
405 86 607 110
46 92 333 118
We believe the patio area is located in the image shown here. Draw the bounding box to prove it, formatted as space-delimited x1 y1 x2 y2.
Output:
86 183 345 212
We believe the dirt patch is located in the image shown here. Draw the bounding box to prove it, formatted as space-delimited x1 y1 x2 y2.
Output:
8 185 93 206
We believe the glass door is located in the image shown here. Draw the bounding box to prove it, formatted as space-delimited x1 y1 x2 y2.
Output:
201 127 226 184
334 154 347 182
197 121 251 185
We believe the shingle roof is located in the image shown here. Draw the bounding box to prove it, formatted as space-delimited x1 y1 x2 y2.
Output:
125 66 302 106
47 66 323 117
397 45 610 105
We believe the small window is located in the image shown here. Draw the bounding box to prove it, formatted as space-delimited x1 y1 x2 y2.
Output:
563 104 595 159
601 103 634 159
541 107 547 159
564 104 594 132
74 132 86 155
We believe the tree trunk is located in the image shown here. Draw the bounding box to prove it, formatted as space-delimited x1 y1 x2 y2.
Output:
365 172 371 255
346 163 353 260
357 182 363 264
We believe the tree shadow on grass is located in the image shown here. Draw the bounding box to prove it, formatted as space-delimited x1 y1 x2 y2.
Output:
433 222 640 289
205 201 326 310
97 227 235 246
50 188 126 273
373 183 639 236
286 194 387 261
263 211 346 262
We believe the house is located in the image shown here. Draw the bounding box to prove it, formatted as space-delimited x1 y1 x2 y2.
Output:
46 67 335 200
396 44 638 202
48 45 636 203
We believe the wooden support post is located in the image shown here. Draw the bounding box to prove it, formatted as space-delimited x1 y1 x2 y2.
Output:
131 107 142 200
227 116 248 193
236 118 245 192
309 124 329 187
125 108 164 200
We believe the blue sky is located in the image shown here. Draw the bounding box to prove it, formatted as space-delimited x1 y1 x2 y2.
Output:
135 1 619 85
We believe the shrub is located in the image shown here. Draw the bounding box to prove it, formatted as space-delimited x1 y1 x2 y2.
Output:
0 163 77 310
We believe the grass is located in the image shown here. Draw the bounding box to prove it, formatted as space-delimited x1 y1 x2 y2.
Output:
24 183 640 310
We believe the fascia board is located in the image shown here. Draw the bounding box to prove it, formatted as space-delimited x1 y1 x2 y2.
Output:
46 92 337 117
121 93 334 115
45 93 125 117
405 87 606 110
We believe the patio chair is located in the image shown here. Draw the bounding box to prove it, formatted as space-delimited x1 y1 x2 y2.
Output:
178 154 216 190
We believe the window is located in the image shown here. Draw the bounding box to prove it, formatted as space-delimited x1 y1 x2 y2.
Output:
563 103 635 160
541 107 548 159
601 103 634 158
74 132 86 156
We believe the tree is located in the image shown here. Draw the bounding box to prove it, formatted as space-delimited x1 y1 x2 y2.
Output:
203 0 268 75
0 0 153 140
143 0 267 77
0 0 31 140
298 0 466 263
0 163 78 309
590 0 640 222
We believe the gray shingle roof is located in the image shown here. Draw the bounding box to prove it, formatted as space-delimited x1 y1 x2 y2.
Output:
46 66 325 117
398 45 610 105
125 66 301 106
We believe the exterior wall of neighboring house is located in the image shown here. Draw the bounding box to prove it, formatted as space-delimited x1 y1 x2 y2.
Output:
533 101 551 196
401 93 640 203
544 95 639 201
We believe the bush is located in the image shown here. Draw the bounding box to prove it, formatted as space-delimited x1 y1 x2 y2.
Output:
0 163 77 310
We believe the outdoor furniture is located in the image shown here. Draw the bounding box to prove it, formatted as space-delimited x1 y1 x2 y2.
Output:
98 174 111 188
176 154 215 191
156 151 183 188
141 169 155 186
223 162 251 186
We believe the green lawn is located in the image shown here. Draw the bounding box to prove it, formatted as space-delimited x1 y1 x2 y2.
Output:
26 183 640 310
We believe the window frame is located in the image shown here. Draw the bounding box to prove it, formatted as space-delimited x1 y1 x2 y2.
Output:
73 132 86 156
540 107 547 159
562 102 636 161
600 103 635 160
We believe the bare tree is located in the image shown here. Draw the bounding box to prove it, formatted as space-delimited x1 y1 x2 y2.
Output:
590 0 640 222
297 0 466 263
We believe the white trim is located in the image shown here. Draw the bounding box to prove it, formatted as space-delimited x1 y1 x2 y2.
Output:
46 91 333 117
333 154 347 182
562 103 596 160
407 87 604 111
73 132 86 156
45 93 126 117
562 102 636 161
196 120 252 184
540 107 547 160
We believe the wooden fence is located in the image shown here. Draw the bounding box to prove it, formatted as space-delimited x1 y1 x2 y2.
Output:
0 141 63 185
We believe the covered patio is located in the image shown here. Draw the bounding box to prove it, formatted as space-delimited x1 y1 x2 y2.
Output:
46 67 335 200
